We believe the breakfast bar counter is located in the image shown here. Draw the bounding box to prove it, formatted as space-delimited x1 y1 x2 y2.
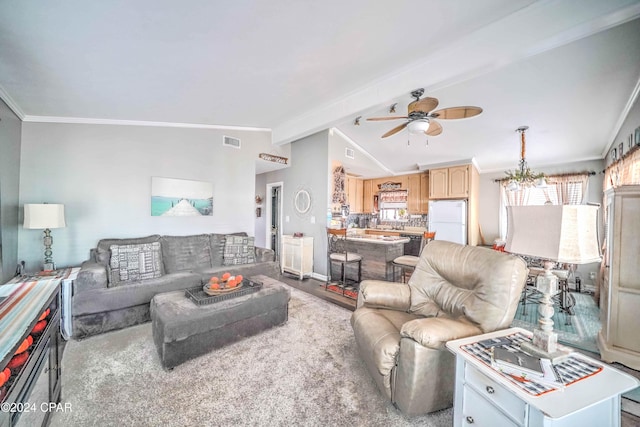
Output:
344 234 409 281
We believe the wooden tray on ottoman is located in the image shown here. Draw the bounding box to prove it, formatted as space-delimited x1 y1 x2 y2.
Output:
185 278 263 305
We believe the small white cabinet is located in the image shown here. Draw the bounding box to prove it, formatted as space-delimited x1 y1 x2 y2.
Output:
447 328 639 427
281 235 314 279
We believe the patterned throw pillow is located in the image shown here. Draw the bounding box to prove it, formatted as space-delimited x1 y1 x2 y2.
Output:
108 242 163 286
223 235 256 266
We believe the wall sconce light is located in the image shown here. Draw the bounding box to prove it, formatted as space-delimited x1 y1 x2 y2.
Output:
255 195 263 204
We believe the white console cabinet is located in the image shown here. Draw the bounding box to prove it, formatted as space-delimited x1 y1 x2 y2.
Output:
447 328 639 427
281 235 314 279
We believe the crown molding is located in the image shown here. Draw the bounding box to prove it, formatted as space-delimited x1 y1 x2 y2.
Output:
0 85 25 119
21 115 271 132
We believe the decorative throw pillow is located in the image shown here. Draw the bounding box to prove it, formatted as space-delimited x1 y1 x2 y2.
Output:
108 242 163 286
223 235 256 266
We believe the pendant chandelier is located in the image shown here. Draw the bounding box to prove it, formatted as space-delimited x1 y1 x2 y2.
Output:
504 126 546 191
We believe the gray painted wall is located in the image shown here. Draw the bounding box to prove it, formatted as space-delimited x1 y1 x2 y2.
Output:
254 173 268 248
18 122 272 271
258 130 330 276
0 99 22 282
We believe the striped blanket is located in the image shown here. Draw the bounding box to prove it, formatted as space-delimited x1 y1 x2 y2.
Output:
0 278 59 366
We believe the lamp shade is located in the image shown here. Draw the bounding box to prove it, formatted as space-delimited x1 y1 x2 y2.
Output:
24 204 66 229
504 205 601 264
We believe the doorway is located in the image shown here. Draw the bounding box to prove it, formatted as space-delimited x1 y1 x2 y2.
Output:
266 182 283 260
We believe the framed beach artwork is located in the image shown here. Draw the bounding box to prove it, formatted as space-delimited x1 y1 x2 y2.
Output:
151 177 213 216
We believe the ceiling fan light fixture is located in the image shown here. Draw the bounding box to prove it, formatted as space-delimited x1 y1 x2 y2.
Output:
408 119 430 135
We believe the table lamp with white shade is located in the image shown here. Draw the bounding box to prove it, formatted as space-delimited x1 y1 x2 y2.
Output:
504 204 601 360
23 203 66 271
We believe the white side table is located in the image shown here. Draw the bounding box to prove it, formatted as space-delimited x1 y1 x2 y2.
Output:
281 235 314 279
446 327 639 427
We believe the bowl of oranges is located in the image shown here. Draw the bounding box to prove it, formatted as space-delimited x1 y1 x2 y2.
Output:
203 272 244 295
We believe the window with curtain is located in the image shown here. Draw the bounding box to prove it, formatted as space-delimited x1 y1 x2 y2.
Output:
498 173 590 239
603 146 640 190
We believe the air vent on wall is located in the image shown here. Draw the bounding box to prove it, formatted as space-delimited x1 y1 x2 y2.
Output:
345 147 355 159
223 135 241 149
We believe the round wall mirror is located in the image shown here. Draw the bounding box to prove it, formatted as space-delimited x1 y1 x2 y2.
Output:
294 189 311 215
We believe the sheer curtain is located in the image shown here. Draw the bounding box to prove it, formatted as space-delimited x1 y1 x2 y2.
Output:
603 147 640 190
498 183 531 241
545 174 589 205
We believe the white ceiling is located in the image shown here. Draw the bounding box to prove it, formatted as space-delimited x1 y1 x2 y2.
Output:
1 1 640 177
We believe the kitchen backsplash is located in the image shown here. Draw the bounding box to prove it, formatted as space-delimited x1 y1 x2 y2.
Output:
346 213 428 229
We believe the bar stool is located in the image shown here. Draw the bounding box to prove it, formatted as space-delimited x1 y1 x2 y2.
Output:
326 228 362 296
392 231 435 283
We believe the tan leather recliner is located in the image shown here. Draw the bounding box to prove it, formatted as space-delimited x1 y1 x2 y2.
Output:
351 240 528 416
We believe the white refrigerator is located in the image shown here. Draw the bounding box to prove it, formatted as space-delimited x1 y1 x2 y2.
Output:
428 200 467 245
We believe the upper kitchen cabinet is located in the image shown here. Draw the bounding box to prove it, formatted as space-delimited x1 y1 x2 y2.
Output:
407 172 429 214
362 179 374 213
419 173 429 213
429 164 480 245
429 164 475 199
346 175 364 213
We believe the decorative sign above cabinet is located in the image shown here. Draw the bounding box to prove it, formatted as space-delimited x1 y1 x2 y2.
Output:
259 153 288 165
378 181 403 190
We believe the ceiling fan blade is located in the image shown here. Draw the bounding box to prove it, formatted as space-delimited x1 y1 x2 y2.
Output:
381 122 408 138
366 116 409 121
426 120 443 136
431 106 483 120
408 97 439 114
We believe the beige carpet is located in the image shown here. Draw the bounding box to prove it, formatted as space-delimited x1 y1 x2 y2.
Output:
51 279 452 426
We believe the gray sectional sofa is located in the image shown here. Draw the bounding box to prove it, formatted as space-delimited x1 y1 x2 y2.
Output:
72 233 278 338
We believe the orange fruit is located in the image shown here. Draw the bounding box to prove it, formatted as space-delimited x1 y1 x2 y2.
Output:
235 275 243 283
222 272 231 281
210 283 220 290
227 280 237 288
210 276 219 283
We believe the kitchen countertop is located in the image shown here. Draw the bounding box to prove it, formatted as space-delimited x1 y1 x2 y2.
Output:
346 235 410 244
349 227 428 236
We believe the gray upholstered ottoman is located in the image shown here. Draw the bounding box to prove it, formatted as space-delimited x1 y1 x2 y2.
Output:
150 280 290 369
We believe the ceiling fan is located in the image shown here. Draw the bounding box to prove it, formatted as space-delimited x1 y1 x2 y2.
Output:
367 88 483 138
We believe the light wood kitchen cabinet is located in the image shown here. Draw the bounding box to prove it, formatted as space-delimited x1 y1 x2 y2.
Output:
429 165 470 199
419 173 429 213
346 175 363 213
362 179 374 213
448 165 470 198
407 172 429 214
429 168 449 199
598 185 640 370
